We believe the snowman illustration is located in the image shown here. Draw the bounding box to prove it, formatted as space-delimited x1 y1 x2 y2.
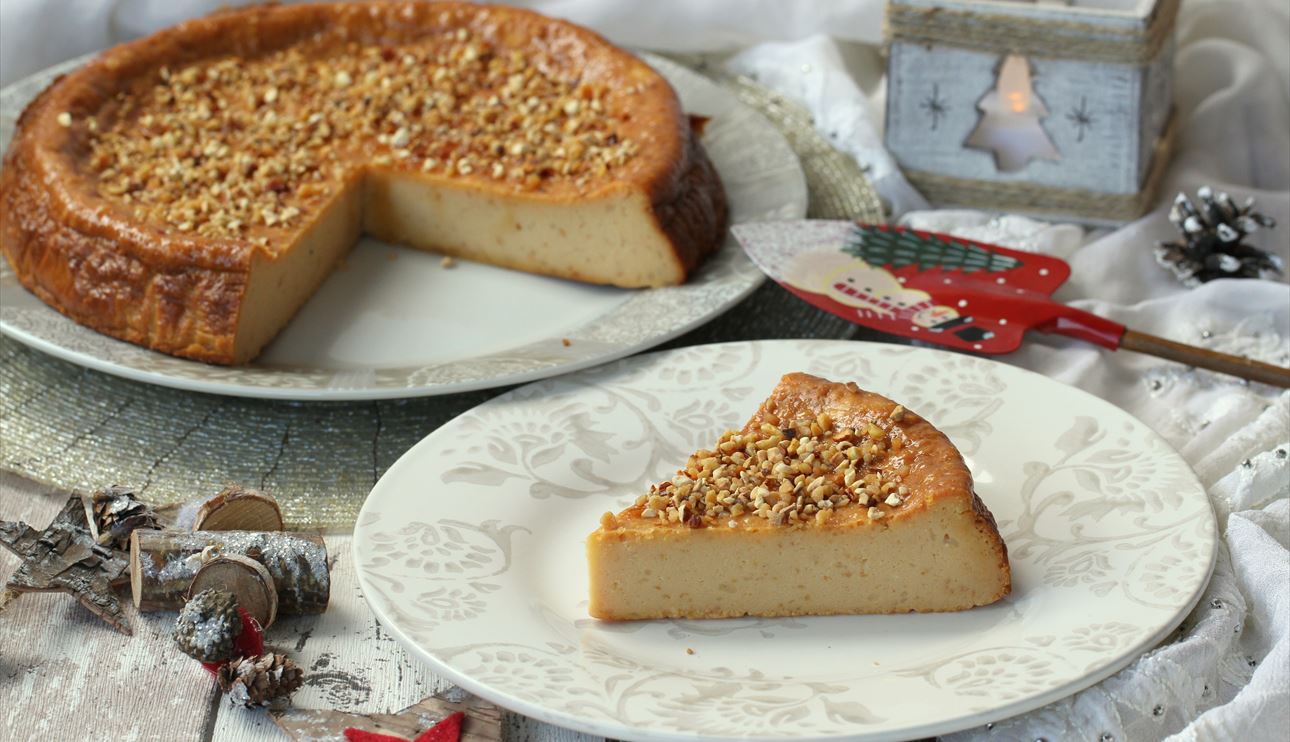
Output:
785 247 995 341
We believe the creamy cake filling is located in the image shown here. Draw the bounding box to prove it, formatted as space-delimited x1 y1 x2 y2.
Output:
589 498 1009 618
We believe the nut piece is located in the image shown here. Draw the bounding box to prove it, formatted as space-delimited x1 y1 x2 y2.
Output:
640 406 906 529
83 24 639 241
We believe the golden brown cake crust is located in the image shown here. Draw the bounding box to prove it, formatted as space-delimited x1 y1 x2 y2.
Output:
1 82 248 361
0 2 726 364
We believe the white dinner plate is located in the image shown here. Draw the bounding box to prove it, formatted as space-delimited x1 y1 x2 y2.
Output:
353 339 1216 742
0 55 804 400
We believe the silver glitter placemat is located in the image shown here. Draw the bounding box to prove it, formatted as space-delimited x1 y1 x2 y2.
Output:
0 64 884 531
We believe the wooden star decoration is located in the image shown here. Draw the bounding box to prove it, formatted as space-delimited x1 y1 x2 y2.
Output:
271 688 500 742
344 711 462 742
0 495 132 634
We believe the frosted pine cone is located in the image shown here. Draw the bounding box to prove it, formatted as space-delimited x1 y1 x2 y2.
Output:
174 588 242 662
1156 187 1281 286
217 653 304 707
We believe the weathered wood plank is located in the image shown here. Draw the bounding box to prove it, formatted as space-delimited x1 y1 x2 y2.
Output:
208 529 450 740
272 688 502 741
3 472 600 741
208 530 599 742
0 472 217 741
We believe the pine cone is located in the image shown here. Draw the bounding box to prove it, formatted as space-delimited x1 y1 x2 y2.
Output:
89 485 159 548
174 588 242 662
1156 187 1281 286
217 653 304 707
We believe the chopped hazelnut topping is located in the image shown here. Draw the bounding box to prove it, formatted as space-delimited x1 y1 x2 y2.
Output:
637 411 907 529
57 112 73 127
440 255 457 269
81 24 638 242
599 511 619 531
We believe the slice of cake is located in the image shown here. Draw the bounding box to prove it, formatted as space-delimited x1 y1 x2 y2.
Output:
586 372 1010 620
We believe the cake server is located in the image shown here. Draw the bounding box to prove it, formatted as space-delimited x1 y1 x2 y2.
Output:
732 220 1290 388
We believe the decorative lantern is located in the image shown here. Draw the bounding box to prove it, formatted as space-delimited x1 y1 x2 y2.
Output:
884 0 1178 222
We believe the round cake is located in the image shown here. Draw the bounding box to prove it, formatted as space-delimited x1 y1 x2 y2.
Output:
0 2 727 364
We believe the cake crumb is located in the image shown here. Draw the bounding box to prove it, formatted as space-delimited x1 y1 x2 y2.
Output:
685 647 694 655
440 255 457 269
561 338 572 347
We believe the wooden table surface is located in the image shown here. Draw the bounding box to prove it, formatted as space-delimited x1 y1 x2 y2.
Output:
0 281 876 741
0 471 593 742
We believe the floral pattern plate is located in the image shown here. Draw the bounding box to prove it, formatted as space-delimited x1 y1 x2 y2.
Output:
0 55 803 400
353 339 1217 741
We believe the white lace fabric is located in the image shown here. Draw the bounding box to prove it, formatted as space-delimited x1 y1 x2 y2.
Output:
1 0 1287 738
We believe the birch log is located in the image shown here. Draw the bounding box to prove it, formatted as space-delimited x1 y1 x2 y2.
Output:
192 485 284 532
188 553 279 627
130 529 329 613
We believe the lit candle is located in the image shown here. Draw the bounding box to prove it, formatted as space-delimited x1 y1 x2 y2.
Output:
965 54 1061 172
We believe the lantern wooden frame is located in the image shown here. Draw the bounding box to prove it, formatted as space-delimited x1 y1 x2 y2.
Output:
884 0 1178 222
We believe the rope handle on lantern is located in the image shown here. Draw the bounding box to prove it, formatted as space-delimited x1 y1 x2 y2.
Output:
883 0 1181 65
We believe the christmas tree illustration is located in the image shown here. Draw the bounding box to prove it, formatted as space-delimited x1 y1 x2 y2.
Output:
965 54 1061 172
842 225 1021 274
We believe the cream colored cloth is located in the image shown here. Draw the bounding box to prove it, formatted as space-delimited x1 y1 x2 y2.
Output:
1 1 1287 739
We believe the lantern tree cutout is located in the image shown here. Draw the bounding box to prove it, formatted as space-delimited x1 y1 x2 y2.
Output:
965 54 1061 172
